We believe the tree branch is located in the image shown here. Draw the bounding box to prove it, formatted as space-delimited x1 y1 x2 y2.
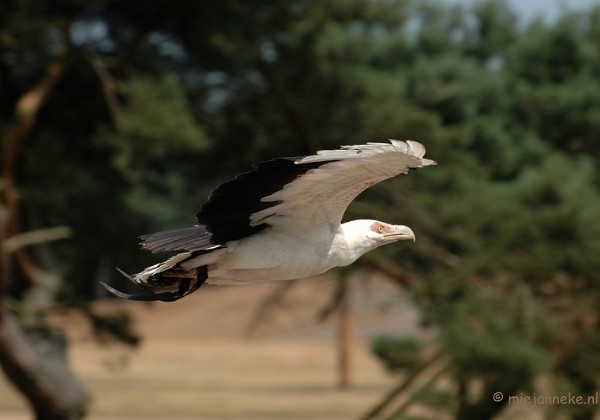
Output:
360 350 449 420
4 226 72 254
0 27 89 419
1 51 69 183
84 51 121 121
246 280 297 334
0 310 89 419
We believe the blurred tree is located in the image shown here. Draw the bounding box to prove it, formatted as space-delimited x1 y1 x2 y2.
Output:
2 0 600 419
362 2 600 419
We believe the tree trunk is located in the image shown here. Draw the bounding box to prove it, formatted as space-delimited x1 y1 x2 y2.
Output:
337 277 351 389
0 38 90 419
0 310 89 420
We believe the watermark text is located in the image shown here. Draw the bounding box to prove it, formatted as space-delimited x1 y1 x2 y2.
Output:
493 391 599 406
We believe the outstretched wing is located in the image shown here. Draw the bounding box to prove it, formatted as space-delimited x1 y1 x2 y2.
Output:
197 140 436 244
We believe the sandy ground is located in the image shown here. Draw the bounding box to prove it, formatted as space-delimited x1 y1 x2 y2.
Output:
0 274 429 419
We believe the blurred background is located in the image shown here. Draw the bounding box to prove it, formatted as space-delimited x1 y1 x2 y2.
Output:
1 0 600 418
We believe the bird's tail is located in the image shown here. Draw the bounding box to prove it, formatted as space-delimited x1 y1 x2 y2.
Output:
101 253 208 302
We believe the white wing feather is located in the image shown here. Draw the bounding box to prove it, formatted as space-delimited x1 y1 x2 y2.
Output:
249 140 436 235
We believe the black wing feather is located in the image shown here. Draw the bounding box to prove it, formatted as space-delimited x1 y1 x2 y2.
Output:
196 157 337 245
139 141 434 254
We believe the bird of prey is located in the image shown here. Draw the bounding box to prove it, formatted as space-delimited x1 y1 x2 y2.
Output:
102 140 436 302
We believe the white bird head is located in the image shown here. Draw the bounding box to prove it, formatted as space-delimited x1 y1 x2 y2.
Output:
362 220 415 244
335 219 415 267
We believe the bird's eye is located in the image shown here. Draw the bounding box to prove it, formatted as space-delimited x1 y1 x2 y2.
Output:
370 222 387 234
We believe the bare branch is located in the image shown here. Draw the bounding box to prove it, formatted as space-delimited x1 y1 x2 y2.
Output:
4 226 72 254
361 350 449 420
84 51 122 121
0 309 89 418
361 256 414 287
1 50 69 183
318 275 346 321
246 280 297 334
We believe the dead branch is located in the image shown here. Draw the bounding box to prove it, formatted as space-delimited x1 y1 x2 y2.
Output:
318 275 346 321
360 350 450 420
4 226 72 254
0 309 89 419
361 256 414 287
246 280 297 334
1 53 69 184
84 51 121 120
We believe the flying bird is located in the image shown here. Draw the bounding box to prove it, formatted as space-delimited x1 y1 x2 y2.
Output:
103 140 436 302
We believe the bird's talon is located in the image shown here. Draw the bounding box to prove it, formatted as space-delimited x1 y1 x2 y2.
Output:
116 267 136 282
103 267 206 302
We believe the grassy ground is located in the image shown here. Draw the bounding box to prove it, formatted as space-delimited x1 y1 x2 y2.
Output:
0 275 426 419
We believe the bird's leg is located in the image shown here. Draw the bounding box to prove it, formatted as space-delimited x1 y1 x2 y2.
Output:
153 266 208 301
101 266 208 302
187 265 208 295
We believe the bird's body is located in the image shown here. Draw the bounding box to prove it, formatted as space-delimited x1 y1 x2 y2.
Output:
104 140 436 301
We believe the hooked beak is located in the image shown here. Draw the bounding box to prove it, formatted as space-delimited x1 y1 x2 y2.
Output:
384 225 416 242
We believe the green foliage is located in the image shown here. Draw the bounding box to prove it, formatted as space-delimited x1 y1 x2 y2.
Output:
440 293 553 377
371 336 423 373
436 153 600 280
103 75 209 173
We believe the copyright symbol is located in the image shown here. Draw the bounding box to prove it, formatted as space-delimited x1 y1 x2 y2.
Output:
493 392 504 402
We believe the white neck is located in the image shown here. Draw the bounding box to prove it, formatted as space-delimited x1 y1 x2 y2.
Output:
327 220 382 267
